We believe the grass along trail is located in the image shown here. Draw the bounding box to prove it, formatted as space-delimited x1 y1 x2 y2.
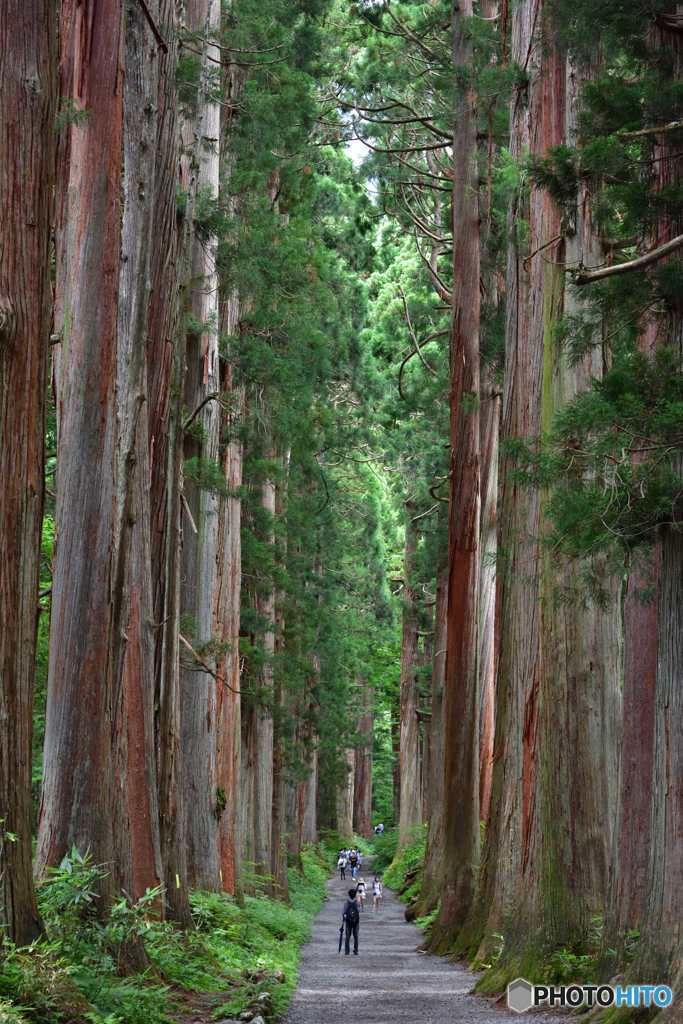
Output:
284 864 564 1024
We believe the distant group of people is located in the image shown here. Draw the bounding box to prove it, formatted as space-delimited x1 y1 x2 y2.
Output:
337 846 362 880
336 845 384 955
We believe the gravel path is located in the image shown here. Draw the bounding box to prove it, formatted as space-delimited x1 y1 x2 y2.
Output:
284 866 562 1024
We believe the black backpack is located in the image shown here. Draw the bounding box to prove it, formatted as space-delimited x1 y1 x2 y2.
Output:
345 900 359 927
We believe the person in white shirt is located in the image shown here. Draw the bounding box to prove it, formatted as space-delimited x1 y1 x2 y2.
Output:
372 875 383 912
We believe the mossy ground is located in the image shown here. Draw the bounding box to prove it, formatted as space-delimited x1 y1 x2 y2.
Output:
0 846 330 1024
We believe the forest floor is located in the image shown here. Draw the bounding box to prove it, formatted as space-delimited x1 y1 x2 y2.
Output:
283 865 565 1024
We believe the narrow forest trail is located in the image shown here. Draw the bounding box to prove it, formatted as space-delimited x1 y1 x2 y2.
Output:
284 866 562 1024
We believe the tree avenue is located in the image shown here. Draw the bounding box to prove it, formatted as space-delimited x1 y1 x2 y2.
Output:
0 0 681 1021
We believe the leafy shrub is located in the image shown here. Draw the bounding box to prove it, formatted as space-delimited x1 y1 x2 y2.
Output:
0 844 329 1024
368 827 398 873
384 825 426 895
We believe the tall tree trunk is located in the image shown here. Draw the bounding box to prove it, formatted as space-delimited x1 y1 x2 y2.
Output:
254 453 276 878
469 28 623 973
478 386 499 826
430 0 481 950
147 0 193 926
289 633 321 856
179 0 222 892
0 0 54 945
118 0 165 906
353 678 373 838
419 626 432 822
528 52 622 955
624 32 683 993
215 40 246 900
413 564 447 918
336 748 355 843
391 711 401 826
38 0 162 917
271 452 290 899
301 740 318 846
398 515 421 847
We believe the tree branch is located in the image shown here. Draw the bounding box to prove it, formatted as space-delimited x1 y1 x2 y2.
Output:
179 633 240 694
183 392 221 431
573 233 683 285
414 227 453 303
137 0 168 52
617 119 683 139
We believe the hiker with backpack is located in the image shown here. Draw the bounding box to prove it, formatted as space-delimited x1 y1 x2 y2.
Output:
341 887 360 955
348 848 359 879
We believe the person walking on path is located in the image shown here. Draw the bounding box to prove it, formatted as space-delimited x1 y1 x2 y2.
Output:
341 887 360 955
337 851 347 880
356 877 367 911
372 874 383 912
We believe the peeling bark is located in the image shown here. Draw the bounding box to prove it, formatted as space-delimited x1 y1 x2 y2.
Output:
0 0 54 945
179 0 222 892
430 0 482 947
38 0 161 915
147 0 192 926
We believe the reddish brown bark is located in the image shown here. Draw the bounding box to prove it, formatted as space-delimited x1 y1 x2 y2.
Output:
469 31 623 966
0 0 55 945
430 0 482 948
37 0 161 909
467 0 549 956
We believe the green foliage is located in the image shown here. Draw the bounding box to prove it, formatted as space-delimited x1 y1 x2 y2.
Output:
0 847 328 1024
384 825 426 898
414 904 439 933
528 145 579 207
508 346 683 556
54 100 89 134
369 827 399 874
0 1001 30 1024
